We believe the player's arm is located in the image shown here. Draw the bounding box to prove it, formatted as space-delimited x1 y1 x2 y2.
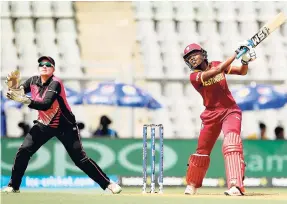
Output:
201 53 237 82
225 48 256 75
6 75 34 104
28 81 61 111
190 41 255 85
19 76 35 94
225 42 257 76
225 64 249 75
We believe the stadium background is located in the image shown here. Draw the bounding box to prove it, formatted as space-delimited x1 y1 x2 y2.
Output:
1 1 287 190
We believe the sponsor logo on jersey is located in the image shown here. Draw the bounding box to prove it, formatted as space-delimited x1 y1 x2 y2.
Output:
203 73 225 86
235 116 241 121
201 123 204 130
196 73 200 82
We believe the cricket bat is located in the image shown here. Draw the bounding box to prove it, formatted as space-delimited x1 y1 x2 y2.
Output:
236 12 287 59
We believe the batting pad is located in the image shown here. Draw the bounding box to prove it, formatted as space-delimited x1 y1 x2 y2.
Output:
222 132 245 189
186 154 210 188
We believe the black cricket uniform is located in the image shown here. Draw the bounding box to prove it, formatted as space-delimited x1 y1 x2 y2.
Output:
8 75 111 190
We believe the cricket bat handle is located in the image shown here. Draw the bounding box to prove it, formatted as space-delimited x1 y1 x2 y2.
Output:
235 39 254 59
236 47 248 59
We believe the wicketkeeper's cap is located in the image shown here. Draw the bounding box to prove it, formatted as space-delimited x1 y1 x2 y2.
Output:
38 56 55 66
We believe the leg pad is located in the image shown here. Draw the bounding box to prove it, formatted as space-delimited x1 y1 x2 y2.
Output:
186 154 210 188
222 132 245 189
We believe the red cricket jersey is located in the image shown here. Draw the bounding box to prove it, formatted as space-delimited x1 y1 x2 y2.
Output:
190 61 239 110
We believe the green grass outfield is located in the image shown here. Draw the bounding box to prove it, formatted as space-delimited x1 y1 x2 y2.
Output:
2 187 287 204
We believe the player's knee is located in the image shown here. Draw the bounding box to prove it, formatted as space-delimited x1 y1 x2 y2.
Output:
196 148 212 155
72 154 89 167
16 146 33 159
196 139 214 155
187 154 210 167
19 139 36 155
196 149 211 155
18 134 37 155
222 132 243 154
226 128 241 135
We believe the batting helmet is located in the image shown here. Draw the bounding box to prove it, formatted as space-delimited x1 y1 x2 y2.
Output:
183 43 208 69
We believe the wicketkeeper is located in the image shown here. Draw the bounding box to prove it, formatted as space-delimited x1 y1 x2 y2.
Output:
183 42 256 196
3 56 122 194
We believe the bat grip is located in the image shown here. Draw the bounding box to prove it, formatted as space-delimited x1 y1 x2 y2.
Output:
236 47 248 59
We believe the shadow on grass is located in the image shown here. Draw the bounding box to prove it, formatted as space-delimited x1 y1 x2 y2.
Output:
196 193 279 197
244 193 279 196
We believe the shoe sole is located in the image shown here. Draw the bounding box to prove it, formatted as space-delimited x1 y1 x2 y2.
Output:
3 191 20 193
113 189 122 194
224 192 243 196
184 191 196 195
224 187 244 196
224 192 232 196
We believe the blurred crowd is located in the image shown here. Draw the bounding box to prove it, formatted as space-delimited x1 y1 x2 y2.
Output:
246 122 285 140
3 116 285 140
5 115 118 139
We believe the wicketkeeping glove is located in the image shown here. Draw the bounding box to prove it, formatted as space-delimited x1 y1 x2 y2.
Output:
6 87 31 105
5 70 21 90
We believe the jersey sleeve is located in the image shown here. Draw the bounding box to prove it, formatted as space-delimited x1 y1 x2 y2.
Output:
210 61 232 74
20 76 34 94
214 61 232 74
210 61 221 68
28 81 61 111
190 71 203 87
225 65 233 74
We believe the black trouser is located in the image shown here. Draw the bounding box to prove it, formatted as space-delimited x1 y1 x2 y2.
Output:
8 122 110 190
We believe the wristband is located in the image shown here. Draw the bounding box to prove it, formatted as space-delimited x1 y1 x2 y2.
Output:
241 60 248 65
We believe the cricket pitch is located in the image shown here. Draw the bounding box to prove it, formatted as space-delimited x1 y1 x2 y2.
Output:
2 187 287 204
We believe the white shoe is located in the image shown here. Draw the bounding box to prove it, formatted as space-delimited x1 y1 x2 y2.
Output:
2 186 20 193
184 185 197 195
107 182 122 194
224 186 244 196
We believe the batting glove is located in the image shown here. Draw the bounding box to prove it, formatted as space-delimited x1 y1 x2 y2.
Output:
241 48 257 65
235 40 252 55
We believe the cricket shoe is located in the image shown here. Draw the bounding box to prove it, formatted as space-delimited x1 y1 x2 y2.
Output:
224 186 244 196
2 186 20 193
107 182 122 194
184 185 197 195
